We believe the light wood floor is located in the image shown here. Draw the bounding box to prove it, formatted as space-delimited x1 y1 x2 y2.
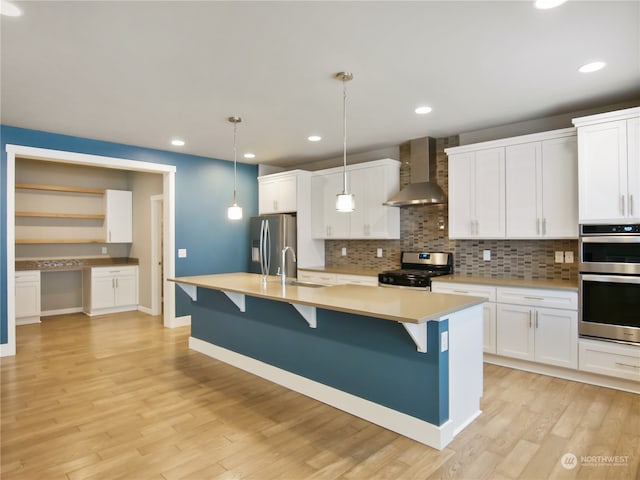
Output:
1 311 638 480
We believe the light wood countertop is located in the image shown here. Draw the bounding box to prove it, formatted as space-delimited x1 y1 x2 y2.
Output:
430 274 578 291
299 266 380 277
170 272 485 324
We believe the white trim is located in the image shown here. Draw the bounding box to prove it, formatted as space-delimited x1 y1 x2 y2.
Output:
572 106 640 127
445 127 576 155
189 336 454 450
16 316 41 325
41 307 83 317
169 315 191 328
138 305 154 316
83 305 139 317
484 354 640 394
3 144 177 356
150 194 163 316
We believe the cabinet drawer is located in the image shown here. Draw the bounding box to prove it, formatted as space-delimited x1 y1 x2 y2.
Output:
90 266 138 278
579 339 640 381
297 270 336 285
335 274 378 286
497 287 577 310
15 270 40 283
431 282 497 301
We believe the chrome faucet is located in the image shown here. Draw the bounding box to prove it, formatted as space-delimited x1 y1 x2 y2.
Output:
281 246 297 286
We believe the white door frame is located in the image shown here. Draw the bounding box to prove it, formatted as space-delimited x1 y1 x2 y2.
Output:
150 194 163 316
2 144 177 357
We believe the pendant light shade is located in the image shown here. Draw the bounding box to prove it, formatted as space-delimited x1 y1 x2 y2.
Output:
336 71 355 213
227 116 243 221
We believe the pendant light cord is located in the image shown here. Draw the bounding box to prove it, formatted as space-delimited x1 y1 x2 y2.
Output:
233 119 238 204
342 76 348 194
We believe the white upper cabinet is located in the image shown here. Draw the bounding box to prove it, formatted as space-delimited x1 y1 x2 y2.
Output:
573 107 640 223
447 127 577 239
447 147 505 239
505 134 578 238
311 159 400 240
104 189 133 243
258 171 301 214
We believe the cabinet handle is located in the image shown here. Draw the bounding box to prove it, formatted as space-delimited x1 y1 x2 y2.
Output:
630 195 634 217
621 195 626 216
453 290 469 294
116 278 119 289
109 230 112 242
524 296 544 301
529 310 532 328
536 218 540 235
615 362 640 369
542 218 546 236
535 311 539 329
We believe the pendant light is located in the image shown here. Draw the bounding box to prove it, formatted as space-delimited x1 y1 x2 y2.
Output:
335 71 355 212
227 116 243 220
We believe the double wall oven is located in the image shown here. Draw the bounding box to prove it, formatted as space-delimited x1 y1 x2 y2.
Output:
579 224 640 344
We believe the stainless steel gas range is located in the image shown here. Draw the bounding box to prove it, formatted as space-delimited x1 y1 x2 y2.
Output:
378 252 453 290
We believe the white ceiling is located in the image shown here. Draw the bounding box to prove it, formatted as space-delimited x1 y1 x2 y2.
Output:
2 1 639 167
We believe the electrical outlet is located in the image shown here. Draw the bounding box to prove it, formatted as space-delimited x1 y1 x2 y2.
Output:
178 248 187 258
440 331 449 352
101 247 107 254
555 251 564 263
341 247 347 257
483 249 491 261
376 248 383 258
564 251 574 263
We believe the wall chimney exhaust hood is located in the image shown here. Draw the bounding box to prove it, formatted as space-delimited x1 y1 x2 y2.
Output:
384 137 446 206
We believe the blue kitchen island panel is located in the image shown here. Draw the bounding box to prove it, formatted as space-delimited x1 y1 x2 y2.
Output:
189 288 449 426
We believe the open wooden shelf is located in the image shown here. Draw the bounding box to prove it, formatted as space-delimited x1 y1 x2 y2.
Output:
15 211 106 220
16 238 106 244
15 183 105 195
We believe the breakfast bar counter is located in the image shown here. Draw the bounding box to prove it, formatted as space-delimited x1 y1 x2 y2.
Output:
171 272 486 449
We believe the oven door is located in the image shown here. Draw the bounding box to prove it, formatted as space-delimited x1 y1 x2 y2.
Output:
579 274 640 344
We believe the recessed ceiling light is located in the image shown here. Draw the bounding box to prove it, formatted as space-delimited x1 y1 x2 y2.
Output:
243 153 256 159
0 0 22 16
415 106 433 115
578 61 606 73
308 135 322 142
534 0 567 9
171 139 185 146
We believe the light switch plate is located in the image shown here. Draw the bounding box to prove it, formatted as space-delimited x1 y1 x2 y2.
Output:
341 247 347 256
440 331 449 352
178 248 187 258
483 249 491 261
101 247 107 254
564 251 574 263
555 251 564 263
376 248 383 258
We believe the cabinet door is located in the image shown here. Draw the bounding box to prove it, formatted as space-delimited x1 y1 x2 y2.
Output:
578 120 628 222
15 280 40 318
505 142 541 238
105 190 133 243
474 148 506 238
115 274 138 307
311 175 327 239
497 304 534 360
627 117 640 220
534 308 577 369
258 180 279 214
276 175 297 213
541 136 578 237
92 276 116 309
349 165 399 239
321 171 350 238
448 153 475 238
483 302 497 354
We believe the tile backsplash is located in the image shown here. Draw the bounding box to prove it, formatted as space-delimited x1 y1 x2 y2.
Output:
326 136 579 281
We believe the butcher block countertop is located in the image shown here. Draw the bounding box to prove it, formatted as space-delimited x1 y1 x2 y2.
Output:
170 272 485 324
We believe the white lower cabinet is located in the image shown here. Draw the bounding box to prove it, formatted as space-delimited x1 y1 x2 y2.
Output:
496 287 577 369
297 270 377 287
430 281 497 354
83 266 138 316
579 339 640 381
15 270 41 325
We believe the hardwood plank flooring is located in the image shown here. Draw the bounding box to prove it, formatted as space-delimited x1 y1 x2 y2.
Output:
1 311 638 479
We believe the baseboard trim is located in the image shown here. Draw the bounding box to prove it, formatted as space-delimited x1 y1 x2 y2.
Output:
484 354 640 394
137 305 154 316
168 315 191 328
0 342 16 357
41 307 83 317
189 336 450 449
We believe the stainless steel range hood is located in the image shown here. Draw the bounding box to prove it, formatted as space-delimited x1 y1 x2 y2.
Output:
384 137 446 206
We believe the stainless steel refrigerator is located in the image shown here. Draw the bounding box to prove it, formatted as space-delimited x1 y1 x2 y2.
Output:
249 214 297 278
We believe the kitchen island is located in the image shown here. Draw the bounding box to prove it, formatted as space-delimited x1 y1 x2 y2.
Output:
171 272 485 449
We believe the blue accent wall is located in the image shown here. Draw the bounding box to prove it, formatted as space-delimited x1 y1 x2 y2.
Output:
188 288 450 426
1 125 259 345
